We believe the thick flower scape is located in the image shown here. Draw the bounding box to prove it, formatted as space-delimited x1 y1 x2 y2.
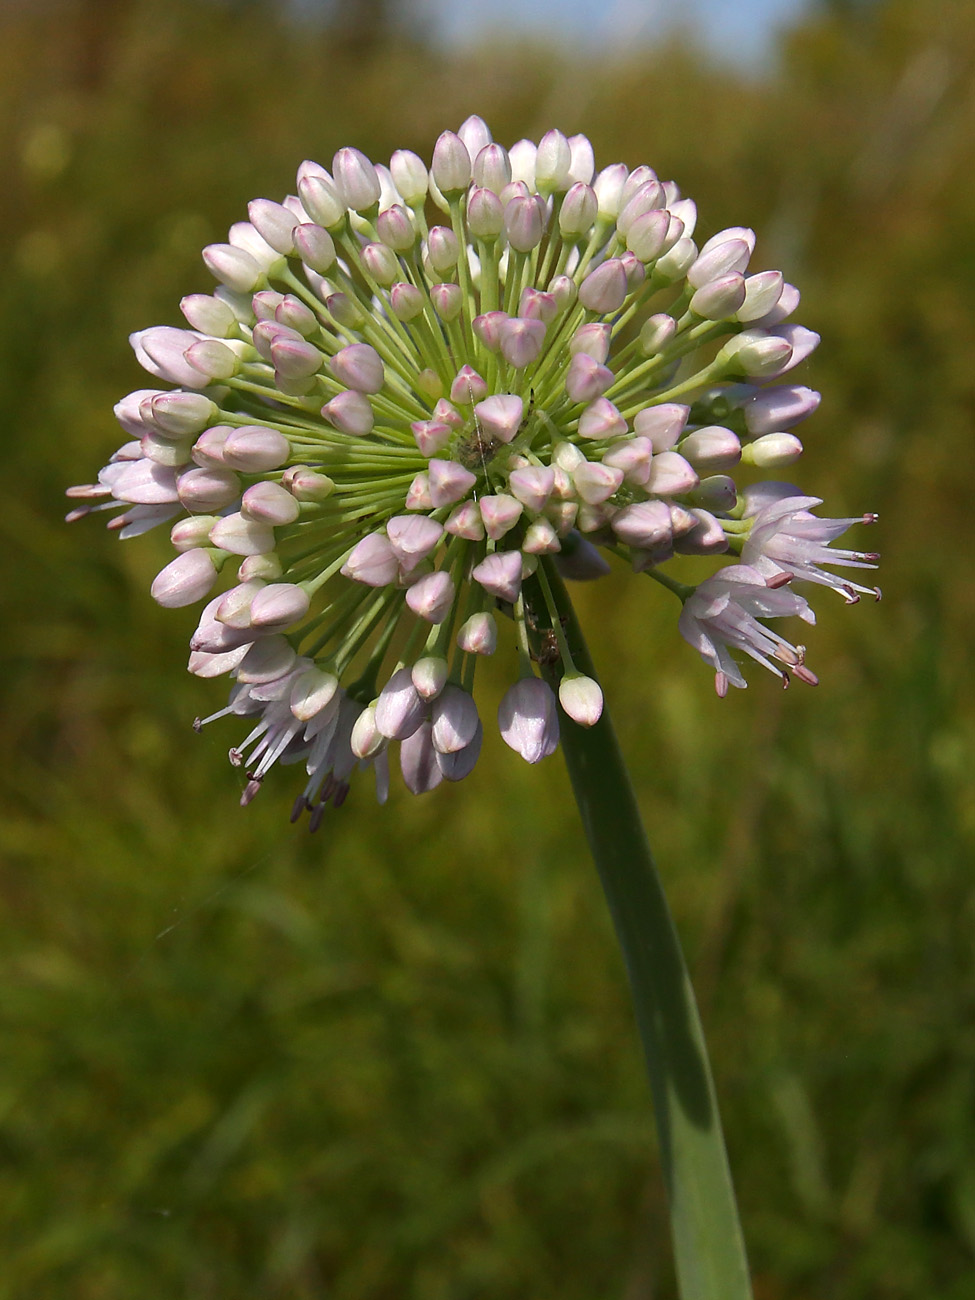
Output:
68 117 878 820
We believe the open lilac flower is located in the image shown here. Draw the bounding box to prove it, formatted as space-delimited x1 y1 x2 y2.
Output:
68 116 878 818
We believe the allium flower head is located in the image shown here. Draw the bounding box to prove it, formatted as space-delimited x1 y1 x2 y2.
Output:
69 116 878 818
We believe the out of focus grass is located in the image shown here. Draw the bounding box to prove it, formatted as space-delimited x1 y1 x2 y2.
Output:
1 0 974 1296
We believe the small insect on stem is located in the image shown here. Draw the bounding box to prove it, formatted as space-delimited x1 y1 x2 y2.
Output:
524 595 565 667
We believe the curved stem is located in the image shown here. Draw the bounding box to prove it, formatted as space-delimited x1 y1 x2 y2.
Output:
538 564 752 1300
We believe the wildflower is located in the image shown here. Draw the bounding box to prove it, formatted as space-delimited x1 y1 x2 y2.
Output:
69 117 876 819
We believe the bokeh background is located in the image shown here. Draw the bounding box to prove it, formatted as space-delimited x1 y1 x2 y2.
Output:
2 0 974 1295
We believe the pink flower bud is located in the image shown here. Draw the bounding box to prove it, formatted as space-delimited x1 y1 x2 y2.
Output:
471 549 523 603
593 163 628 217
431 683 479 753
449 365 488 405
565 352 614 404
674 509 730 556
639 313 677 355
474 393 523 443
558 673 603 727
282 468 334 501
506 139 538 188
405 571 455 624
736 270 784 323
508 465 555 512
146 391 218 438
472 311 508 352
102 458 179 504
498 678 559 764
479 493 523 540
559 182 598 238
177 466 241 512
322 390 375 435
569 322 611 363
293 222 337 273
329 343 384 394
645 451 699 496
522 517 561 554
386 514 444 570
504 195 544 252
247 198 299 254
426 225 460 272
567 134 595 184
400 721 443 794
611 500 674 548
185 338 239 380
171 515 219 551
762 324 819 377
389 282 424 321
222 425 291 471
361 241 399 286
249 582 310 630
692 476 738 512
527 131 566 196
431 131 471 196
617 180 665 235
687 234 753 287
654 237 698 283
573 460 624 504
547 274 577 310
471 140 510 193
341 532 399 586
444 500 485 540
209 513 275 556
578 259 628 313
456 612 497 655
743 385 820 434
411 419 452 457
633 403 689 451
375 667 426 740
131 326 210 389
376 203 416 252
720 330 794 379
202 244 263 294
519 287 558 323
467 186 504 238
332 146 380 211
350 705 384 759
432 399 464 429
601 435 653 485
191 425 231 468
431 283 463 322
270 335 323 381
239 553 283 582
499 316 545 368
389 149 429 206
742 433 804 467
325 292 364 328
577 397 627 440
689 273 747 320
151 548 219 608
241 480 301 526
428 458 477 507
180 293 237 336
405 473 433 511
412 656 448 700
626 209 670 262
679 426 742 471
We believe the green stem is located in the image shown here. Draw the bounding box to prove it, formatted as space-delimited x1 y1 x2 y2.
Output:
539 565 752 1300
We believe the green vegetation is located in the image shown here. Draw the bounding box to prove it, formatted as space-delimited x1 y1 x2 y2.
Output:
1 0 973 1295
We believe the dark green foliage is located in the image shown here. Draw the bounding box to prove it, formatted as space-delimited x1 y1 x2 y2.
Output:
1 1 973 1295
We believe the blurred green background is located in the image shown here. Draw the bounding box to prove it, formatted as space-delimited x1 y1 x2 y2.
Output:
2 0 974 1295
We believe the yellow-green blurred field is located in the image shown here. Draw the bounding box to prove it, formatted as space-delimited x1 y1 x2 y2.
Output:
1 1 974 1295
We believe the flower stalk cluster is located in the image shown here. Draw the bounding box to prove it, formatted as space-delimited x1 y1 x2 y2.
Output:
69 116 878 817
